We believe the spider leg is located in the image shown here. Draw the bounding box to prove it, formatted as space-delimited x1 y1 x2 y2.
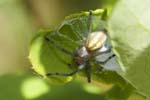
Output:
46 64 85 77
95 64 105 73
85 61 91 83
45 35 73 56
88 10 93 34
94 45 112 57
95 54 116 65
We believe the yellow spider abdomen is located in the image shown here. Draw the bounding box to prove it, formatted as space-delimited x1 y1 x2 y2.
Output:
86 31 107 51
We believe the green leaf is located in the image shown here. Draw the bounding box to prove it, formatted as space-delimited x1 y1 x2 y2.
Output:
109 0 150 98
105 83 146 100
0 74 146 100
29 8 147 99
29 29 75 84
0 74 50 100
29 9 107 84
0 74 107 100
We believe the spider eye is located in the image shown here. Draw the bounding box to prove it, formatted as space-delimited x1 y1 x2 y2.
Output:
86 31 107 51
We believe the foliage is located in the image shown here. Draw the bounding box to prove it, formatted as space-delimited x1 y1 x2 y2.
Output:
109 0 150 98
29 6 148 99
1 0 149 99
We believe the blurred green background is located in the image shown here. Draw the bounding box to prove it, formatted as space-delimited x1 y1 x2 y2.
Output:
0 0 127 100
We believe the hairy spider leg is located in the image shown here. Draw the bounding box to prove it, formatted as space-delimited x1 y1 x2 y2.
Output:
45 36 73 56
95 54 116 72
85 61 91 83
45 10 93 57
96 54 116 65
44 34 74 68
44 36 83 77
88 10 93 34
45 11 94 78
46 64 85 77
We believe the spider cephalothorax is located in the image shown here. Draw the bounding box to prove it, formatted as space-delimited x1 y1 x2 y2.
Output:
45 10 115 83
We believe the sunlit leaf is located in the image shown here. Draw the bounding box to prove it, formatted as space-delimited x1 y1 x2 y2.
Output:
21 77 49 99
109 0 150 98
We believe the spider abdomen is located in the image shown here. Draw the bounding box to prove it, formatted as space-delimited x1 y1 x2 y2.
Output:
86 31 107 51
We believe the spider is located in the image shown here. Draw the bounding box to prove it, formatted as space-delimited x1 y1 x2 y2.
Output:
44 10 115 83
